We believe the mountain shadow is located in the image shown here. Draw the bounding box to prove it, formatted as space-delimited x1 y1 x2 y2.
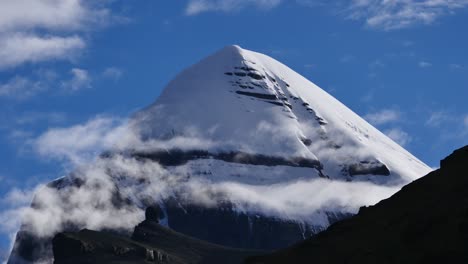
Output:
246 146 468 264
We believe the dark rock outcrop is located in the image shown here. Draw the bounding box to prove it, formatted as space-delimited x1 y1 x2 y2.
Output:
52 208 264 264
347 160 391 176
161 200 336 250
246 146 468 264
132 149 323 170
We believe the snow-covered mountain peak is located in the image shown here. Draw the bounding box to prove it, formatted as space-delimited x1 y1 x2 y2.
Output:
7 46 434 263
133 45 431 185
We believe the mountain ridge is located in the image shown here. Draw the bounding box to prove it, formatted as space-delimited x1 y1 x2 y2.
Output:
7 45 430 263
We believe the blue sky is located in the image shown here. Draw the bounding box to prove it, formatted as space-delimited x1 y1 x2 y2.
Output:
0 0 468 260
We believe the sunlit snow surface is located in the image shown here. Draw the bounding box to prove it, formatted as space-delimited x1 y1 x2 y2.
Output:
134 45 430 185
7 46 433 263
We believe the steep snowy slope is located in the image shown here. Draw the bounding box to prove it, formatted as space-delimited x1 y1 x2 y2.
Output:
133 45 430 184
8 45 432 263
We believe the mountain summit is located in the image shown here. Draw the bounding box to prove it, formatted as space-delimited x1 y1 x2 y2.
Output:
8 46 431 263
134 45 430 184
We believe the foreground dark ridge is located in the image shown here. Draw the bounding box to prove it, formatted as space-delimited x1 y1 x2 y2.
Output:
246 146 468 264
53 207 264 264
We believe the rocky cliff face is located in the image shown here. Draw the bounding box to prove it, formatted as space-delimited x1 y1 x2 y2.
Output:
247 146 468 264
52 207 263 264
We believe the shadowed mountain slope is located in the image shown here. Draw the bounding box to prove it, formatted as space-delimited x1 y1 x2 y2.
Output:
53 207 264 264
246 146 468 264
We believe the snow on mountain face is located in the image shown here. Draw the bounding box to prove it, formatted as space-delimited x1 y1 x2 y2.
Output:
134 45 431 185
8 45 433 263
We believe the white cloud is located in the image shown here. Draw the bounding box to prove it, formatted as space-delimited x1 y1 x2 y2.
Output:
185 0 282 15
418 61 432 68
61 68 92 91
185 1 468 29
0 150 400 242
369 59 385 69
0 34 85 69
347 0 468 30
340 54 355 63
449 63 463 70
15 112 66 125
385 128 412 146
425 111 452 127
0 68 92 100
102 67 123 81
0 76 44 100
1 113 416 260
1 188 34 207
33 116 132 165
424 111 468 141
402 40 414 47
0 0 110 32
364 109 400 125
0 70 58 99
0 0 115 70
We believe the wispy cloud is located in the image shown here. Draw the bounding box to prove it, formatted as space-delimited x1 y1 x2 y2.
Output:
425 110 453 127
0 67 94 100
369 59 385 69
0 34 85 69
347 0 468 30
364 109 401 125
449 63 464 70
401 40 414 47
384 127 412 146
185 0 282 15
33 116 131 165
418 61 432 68
102 67 123 82
0 69 57 99
61 68 92 92
15 112 67 126
0 0 117 70
184 1 468 30
340 54 356 63
0 76 45 100
424 110 468 143
3 111 420 260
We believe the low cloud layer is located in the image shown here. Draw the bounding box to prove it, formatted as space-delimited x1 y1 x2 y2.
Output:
33 116 133 165
1 153 400 240
1 114 406 261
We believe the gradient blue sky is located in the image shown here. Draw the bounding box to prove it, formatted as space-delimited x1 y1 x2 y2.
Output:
1 0 468 259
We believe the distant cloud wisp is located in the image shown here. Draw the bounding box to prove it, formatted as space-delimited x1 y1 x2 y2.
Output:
185 0 282 15
364 109 400 126
0 69 58 100
61 68 92 92
384 128 412 147
102 67 124 82
464 115 468 128
419 61 432 68
184 0 468 30
347 0 468 30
